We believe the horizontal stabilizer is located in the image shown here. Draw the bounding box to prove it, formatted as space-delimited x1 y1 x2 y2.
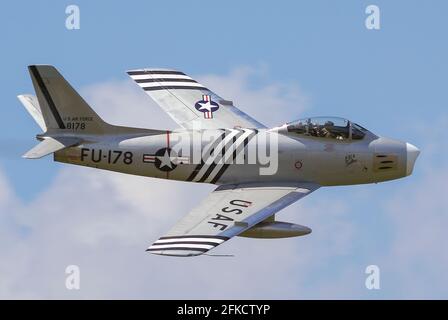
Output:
17 94 46 131
23 137 81 159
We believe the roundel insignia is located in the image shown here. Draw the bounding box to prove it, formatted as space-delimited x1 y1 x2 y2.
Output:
153 148 177 172
194 94 219 119
143 148 190 172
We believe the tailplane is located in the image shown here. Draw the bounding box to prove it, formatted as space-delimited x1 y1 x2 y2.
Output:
22 136 82 159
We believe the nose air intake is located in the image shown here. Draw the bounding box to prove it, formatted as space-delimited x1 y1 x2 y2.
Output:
406 143 420 176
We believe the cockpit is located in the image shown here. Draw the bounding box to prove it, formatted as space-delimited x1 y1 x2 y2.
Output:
285 117 370 141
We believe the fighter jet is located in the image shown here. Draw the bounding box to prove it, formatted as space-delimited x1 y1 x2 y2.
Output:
18 65 420 257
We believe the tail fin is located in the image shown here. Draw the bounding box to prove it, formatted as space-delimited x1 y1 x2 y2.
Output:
23 65 166 159
28 65 109 134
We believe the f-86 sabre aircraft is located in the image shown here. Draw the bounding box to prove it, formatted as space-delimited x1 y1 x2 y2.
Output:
19 65 420 257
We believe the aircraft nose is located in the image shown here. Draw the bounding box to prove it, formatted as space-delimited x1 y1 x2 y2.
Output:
406 142 420 176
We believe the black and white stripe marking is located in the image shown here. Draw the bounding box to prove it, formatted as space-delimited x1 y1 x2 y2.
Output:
127 69 208 91
28 66 66 129
146 235 229 253
187 128 258 184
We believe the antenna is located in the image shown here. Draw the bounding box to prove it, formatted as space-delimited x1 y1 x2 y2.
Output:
204 253 235 257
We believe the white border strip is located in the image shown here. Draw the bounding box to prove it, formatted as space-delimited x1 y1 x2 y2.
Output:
154 237 225 244
149 243 215 250
139 81 205 88
130 74 193 80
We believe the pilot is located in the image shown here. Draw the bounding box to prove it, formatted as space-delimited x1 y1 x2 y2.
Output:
311 125 320 137
321 121 335 138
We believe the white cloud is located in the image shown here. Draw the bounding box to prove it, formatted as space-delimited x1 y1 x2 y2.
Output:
379 166 448 298
82 65 309 130
1 67 446 299
0 166 357 299
0 168 15 207
81 80 175 130
0 67 324 299
196 65 309 126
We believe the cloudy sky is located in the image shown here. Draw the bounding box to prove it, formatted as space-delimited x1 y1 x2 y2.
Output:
0 1 447 299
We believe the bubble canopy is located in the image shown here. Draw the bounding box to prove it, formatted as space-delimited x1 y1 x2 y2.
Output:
285 117 369 141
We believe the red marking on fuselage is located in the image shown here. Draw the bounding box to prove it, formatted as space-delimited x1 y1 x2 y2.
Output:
166 130 170 148
166 131 170 179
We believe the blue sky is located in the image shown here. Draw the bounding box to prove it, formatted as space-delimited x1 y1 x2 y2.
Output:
0 1 447 299
2 0 447 199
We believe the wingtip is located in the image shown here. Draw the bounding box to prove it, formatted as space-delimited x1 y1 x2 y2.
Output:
126 68 185 76
22 152 42 159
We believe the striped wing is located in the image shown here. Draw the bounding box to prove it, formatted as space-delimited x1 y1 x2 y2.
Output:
127 68 265 129
147 182 319 257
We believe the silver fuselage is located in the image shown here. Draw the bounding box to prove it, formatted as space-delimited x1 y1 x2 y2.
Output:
54 127 416 186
